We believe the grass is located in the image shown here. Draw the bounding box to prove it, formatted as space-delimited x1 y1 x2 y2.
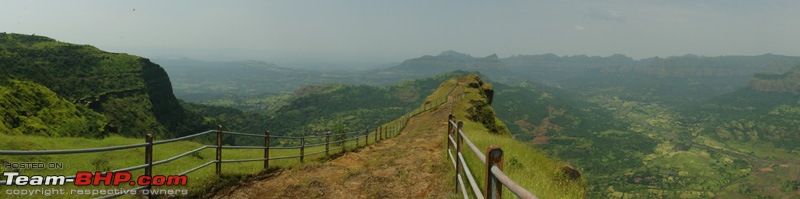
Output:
2 73 585 198
0 127 397 198
448 74 586 199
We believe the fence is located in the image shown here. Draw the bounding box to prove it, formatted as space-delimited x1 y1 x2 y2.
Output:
0 97 452 199
0 122 407 199
447 114 538 199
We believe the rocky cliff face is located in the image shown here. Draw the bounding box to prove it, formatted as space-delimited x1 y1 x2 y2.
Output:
749 66 800 94
0 33 204 138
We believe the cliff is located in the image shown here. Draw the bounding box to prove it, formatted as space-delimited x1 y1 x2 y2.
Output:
0 33 204 138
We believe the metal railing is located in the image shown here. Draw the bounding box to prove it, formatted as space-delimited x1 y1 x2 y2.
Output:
0 80 458 199
447 113 539 199
0 123 407 199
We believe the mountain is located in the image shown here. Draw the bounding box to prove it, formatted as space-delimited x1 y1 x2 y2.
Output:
156 58 443 102
0 33 204 138
387 50 505 75
500 53 800 105
186 71 470 146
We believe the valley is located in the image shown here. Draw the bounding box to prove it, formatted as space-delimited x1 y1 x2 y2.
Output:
159 50 800 198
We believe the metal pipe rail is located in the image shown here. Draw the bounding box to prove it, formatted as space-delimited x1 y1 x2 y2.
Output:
446 114 539 199
0 142 149 155
2 89 446 198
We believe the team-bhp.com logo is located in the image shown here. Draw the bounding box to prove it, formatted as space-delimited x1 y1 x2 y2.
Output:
3 171 187 186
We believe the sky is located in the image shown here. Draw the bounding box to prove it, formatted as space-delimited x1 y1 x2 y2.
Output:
2 1 800 69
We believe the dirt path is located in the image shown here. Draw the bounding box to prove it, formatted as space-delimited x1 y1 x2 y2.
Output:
212 101 455 198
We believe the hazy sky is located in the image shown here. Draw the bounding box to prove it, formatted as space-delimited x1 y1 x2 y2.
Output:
3 1 800 68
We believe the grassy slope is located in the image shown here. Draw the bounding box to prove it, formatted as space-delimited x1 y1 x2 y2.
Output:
0 129 393 198
449 74 586 198
0 80 106 137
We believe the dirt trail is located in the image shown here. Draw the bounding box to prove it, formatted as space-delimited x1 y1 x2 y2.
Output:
213 100 455 198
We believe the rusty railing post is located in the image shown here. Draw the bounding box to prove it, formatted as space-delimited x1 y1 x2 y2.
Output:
325 130 330 156
264 130 270 169
145 133 153 198
486 146 504 199
216 125 222 175
300 134 305 163
455 121 464 193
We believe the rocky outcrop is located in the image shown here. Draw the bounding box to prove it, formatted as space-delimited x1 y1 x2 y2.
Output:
465 74 506 135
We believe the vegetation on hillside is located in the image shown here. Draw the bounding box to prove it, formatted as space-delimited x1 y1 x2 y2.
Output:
0 33 204 138
483 61 800 198
0 80 106 137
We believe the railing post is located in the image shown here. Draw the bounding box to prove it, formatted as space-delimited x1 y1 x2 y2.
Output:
264 130 270 170
300 134 305 163
455 121 464 193
364 128 368 146
447 114 454 151
144 134 153 176
375 127 379 142
485 146 504 199
144 133 153 198
325 131 330 156
216 125 222 176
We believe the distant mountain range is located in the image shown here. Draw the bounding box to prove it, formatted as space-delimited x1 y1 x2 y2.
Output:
158 50 800 105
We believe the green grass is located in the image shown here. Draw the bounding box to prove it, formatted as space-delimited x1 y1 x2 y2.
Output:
0 129 392 198
448 75 586 199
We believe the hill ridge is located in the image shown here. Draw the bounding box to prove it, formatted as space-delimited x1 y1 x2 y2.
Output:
212 73 586 198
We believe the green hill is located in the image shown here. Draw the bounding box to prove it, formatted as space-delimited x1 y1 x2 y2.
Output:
0 79 106 137
0 33 204 138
